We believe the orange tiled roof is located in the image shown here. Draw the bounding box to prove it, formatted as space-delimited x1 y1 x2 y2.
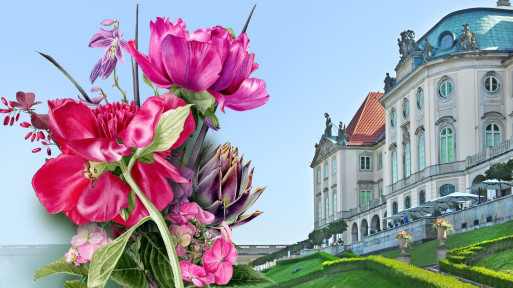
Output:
345 92 385 146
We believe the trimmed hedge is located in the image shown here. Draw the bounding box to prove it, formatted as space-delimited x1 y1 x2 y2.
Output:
439 235 513 287
340 251 361 258
275 252 338 266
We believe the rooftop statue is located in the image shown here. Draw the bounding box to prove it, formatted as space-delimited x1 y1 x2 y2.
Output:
398 30 416 59
384 73 394 93
423 39 433 61
324 113 332 136
337 121 346 143
459 24 478 51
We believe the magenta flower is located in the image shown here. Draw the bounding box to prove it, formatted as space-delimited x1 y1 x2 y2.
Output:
180 261 215 287
89 25 127 83
125 17 223 92
202 238 238 285
165 202 215 225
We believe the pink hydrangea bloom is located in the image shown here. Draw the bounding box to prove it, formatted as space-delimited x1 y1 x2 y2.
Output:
180 261 215 287
202 237 238 285
64 247 87 265
166 202 215 225
169 224 193 257
70 223 111 261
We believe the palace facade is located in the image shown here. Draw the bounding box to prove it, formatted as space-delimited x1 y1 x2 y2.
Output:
311 1 513 245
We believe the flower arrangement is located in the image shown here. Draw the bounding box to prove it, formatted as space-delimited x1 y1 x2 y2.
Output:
3 6 271 288
433 219 455 233
396 230 413 243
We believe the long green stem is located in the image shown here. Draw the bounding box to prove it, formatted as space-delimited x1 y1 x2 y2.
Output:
119 159 184 288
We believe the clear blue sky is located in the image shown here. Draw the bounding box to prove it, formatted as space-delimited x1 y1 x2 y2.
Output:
0 0 489 245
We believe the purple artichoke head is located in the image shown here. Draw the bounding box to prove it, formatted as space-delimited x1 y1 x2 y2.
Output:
191 143 265 229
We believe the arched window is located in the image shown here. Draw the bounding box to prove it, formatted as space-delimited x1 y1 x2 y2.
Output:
404 142 411 177
332 191 337 220
404 196 411 209
392 201 398 215
419 190 426 204
316 168 321 184
439 79 453 98
440 127 454 163
418 134 425 171
485 123 501 147
416 88 424 109
391 108 397 127
392 150 398 183
403 99 409 118
440 184 455 197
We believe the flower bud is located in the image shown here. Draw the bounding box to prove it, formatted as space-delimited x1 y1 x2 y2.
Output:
15 113 20 121
47 148 52 156
31 133 36 142
9 117 14 126
32 148 41 153
25 132 32 140
20 122 31 128
37 131 45 139
101 19 116 26
1 97 7 106
3 116 9 125
0 109 9 113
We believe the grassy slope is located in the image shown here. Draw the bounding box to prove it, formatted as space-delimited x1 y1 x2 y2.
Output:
380 220 513 266
476 249 513 274
293 270 400 288
263 257 326 284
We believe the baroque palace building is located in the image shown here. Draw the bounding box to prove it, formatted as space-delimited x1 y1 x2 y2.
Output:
311 1 513 245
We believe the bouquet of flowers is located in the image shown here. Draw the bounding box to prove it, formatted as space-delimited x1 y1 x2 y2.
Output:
433 219 454 233
2 7 271 288
395 230 413 243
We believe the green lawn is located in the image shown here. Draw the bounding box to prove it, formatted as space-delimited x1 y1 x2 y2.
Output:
476 249 513 274
380 220 513 266
263 257 325 284
293 270 399 288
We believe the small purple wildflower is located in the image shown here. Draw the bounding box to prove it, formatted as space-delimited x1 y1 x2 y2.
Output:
89 22 127 83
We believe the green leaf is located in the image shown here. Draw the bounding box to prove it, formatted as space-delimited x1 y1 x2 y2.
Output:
140 232 175 288
168 85 182 97
135 104 192 160
181 89 214 115
34 257 88 282
225 27 236 39
142 74 155 88
222 265 274 287
204 107 219 129
88 217 151 288
137 152 155 164
110 252 148 288
64 280 88 288
119 190 137 222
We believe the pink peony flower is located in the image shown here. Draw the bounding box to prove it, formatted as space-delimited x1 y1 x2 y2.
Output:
32 94 195 226
180 261 215 287
202 238 238 285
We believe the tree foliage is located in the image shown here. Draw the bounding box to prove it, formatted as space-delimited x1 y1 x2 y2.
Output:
485 162 513 181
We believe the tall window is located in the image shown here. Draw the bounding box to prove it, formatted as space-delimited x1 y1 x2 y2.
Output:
392 150 398 183
391 108 397 127
333 192 337 220
404 143 411 177
440 127 454 163
419 190 426 204
440 184 455 197
360 155 371 170
332 158 337 174
416 87 424 109
325 196 329 220
418 134 425 171
317 198 322 220
316 168 321 184
392 201 398 215
485 123 501 147
404 196 411 209
360 190 372 205
377 152 383 170
324 162 328 179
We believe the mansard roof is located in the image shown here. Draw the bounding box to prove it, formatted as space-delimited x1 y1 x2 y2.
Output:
345 92 385 146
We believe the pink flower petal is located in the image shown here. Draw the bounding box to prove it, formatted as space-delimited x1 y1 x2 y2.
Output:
118 96 164 148
124 40 173 88
223 78 269 112
67 138 132 163
75 172 131 222
32 154 90 213
49 99 100 141
162 34 222 93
